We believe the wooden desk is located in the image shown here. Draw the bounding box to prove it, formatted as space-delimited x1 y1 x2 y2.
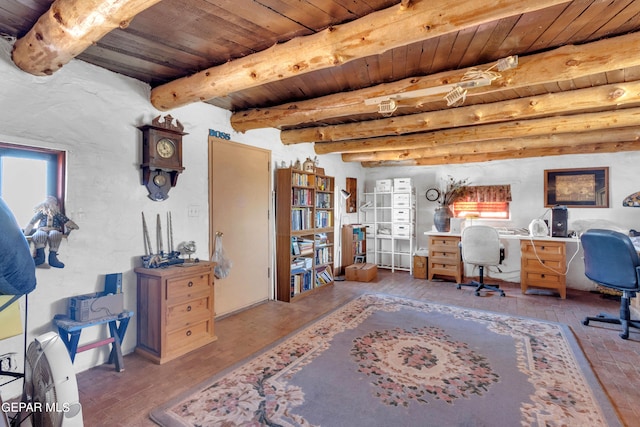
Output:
425 231 578 298
53 310 133 372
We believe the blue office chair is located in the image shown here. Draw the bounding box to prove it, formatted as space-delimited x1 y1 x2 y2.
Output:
457 225 505 297
581 229 640 339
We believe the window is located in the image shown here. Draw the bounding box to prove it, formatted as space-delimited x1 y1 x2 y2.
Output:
0 142 66 226
452 201 510 219
452 184 511 220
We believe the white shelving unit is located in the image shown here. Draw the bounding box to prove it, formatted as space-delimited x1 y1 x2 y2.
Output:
361 179 415 273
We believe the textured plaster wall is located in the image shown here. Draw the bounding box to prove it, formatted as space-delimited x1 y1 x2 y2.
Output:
0 37 363 397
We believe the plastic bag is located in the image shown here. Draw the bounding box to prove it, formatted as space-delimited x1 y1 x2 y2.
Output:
212 232 232 279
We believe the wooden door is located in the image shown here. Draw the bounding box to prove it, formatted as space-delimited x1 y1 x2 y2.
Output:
209 137 271 316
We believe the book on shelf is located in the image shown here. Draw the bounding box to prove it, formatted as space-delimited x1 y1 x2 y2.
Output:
315 265 334 286
291 257 312 273
290 269 313 296
291 208 313 231
315 233 329 245
315 210 332 228
315 246 332 265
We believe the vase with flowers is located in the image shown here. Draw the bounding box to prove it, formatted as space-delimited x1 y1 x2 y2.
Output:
432 176 469 232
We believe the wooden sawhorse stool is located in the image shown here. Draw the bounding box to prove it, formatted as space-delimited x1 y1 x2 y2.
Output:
53 311 134 372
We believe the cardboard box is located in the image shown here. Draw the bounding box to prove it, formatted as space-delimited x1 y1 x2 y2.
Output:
345 264 360 281
357 263 377 282
69 292 124 321
413 255 428 279
346 263 378 282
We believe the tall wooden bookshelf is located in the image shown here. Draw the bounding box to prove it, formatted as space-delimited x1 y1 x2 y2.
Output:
276 167 335 302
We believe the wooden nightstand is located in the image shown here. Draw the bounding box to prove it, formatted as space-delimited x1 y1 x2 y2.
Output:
135 262 217 364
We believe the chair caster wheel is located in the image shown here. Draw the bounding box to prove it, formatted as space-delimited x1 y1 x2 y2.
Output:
582 319 589 326
475 292 480 296
456 284 461 289
620 332 629 340
500 293 505 297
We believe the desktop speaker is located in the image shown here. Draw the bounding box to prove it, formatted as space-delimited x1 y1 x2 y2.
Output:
551 205 568 238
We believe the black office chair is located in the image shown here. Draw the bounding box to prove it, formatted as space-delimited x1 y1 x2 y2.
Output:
581 228 640 339
457 225 505 297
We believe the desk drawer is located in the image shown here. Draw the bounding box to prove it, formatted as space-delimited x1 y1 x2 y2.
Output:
523 271 563 288
521 241 565 257
166 273 211 303
521 257 565 273
429 236 460 250
166 295 212 331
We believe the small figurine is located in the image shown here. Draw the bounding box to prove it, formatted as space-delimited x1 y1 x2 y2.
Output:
23 196 79 268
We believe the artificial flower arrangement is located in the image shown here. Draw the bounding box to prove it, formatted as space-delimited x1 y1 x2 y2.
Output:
439 176 470 206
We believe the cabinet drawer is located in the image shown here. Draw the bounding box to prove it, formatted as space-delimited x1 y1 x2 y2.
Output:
167 319 213 351
521 241 565 257
393 223 413 237
523 271 563 287
429 236 460 250
522 257 565 273
393 209 411 222
429 261 460 275
430 251 458 262
166 295 212 331
393 193 410 207
166 273 211 303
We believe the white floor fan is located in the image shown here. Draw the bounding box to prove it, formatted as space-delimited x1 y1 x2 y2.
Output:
16 332 83 427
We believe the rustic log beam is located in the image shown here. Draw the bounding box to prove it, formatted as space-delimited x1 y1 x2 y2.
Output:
152 0 567 111
234 31 640 134
343 127 640 162
361 140 640 167
316 107 640 156
282 81 640 144
12 0 161 76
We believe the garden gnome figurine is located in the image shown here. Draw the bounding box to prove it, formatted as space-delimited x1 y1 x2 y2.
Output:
23 196 79 268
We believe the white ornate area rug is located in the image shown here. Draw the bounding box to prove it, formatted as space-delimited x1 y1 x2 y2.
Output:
150 293 622 426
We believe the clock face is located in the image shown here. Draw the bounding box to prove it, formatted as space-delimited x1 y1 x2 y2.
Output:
426 188 441 202
156 138 176 158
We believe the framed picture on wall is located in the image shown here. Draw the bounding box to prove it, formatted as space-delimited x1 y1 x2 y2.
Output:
544 167 609 208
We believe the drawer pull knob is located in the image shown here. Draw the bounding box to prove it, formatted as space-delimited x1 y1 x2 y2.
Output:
541 274 545 278
187 305 192 312
188 281 194 287
186 330 192 336
541 246 545 250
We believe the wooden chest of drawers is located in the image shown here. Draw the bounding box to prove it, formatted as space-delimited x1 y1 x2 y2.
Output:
427 235 462 283
135 262 217 364
520 240 566 299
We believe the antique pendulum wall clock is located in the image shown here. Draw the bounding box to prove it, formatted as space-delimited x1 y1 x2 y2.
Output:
138 115 188 201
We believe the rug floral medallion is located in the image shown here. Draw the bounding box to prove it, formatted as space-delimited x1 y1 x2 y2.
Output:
151 293 621 427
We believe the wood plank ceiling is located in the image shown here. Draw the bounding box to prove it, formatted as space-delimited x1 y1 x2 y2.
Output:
2 0 640 166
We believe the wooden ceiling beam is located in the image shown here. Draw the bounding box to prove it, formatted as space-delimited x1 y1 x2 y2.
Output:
151 0 568 111
12 0 161 76
282 80 640 144
361 140 640 167
234 31 640 133
342 127 640 162
316 107 640 156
